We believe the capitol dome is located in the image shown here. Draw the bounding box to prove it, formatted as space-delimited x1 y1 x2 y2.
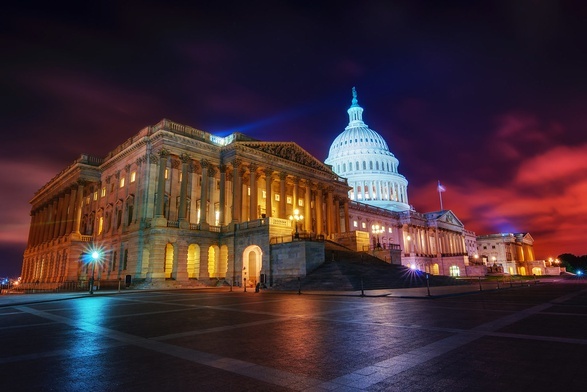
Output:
325 88 409 211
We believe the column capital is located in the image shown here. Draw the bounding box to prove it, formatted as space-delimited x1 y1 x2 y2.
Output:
180 153 192 164
279 171 288 180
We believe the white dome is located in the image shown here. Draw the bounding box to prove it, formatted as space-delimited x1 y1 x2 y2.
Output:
325 88 410 212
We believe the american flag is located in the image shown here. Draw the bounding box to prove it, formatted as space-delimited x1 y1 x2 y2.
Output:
437 181 446 192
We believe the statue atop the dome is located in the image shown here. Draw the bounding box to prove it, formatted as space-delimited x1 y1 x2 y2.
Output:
351 87 358 106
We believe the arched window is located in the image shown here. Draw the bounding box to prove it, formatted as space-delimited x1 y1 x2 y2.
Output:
369 161 373 170
362 161 366 170
355 161 359 170
342 163 346 172
376 161 379 170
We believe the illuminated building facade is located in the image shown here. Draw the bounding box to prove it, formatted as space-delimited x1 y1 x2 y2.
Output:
21 90 487 288
476 233 540 275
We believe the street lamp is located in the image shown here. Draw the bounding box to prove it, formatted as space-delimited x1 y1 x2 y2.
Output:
371 224 384 249
89 250 101 294
289 209 303 239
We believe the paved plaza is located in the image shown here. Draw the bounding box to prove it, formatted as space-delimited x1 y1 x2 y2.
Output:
1 279 587 391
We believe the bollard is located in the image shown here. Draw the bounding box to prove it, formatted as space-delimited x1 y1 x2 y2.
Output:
426 274 431 297
298 277 301 295
478 276 482 291
361 277 364 297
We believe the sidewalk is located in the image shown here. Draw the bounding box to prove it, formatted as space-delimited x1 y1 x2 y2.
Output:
2 277 579 307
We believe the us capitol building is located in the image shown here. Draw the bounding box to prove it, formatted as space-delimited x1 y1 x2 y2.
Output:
20 89 546 288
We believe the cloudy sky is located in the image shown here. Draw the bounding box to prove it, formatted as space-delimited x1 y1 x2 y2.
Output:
2 1 586 277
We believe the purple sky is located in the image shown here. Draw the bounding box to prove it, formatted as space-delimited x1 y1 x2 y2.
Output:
2 1 587 277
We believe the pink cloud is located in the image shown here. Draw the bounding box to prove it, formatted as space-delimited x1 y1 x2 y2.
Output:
0 160 59 245
515 144 587 185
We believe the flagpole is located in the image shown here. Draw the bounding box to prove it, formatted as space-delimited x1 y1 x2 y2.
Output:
437 180 445 211
439 188 443 210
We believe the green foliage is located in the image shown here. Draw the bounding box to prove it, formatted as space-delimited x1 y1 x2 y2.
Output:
558 253 587 274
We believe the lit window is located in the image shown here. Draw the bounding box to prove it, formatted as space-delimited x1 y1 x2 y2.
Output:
353 221 358 228
98 216 103 235
164 169 169 179
298 199 303 206
262 190 266 199
362 222 366 229
101 187 106 197
287 196 292 204
93 191 98 201
247 187 250 196
130 171 136 183
120 177 125 188
178 172 182 183
388 227 392 233
85 196 90 205
275 194 280 201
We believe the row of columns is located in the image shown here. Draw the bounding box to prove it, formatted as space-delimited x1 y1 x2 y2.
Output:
153 152 351 236
27 181 85 247
351 180 407 204
403 226 466 256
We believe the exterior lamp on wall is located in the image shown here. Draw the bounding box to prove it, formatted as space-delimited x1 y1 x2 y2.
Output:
371 224 384 249
289 209 303 239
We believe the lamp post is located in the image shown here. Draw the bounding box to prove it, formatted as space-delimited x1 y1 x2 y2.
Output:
289 209 303 239
371 224 384 249
89 250 100 295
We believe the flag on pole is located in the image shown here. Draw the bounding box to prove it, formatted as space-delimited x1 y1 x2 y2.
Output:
437 181 446 192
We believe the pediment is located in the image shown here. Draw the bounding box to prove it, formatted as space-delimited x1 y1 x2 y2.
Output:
239 141 332 172
425 210 464 228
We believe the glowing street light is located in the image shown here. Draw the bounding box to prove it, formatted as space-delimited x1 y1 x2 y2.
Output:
89 249 101 294
289 209 303 239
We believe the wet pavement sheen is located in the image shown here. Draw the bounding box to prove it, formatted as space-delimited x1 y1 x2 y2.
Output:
1 281 587 391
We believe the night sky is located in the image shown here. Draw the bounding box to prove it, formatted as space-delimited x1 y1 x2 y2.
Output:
2 1 587 277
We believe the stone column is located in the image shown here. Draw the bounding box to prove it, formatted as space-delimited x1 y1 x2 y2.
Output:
73 181 85 236
219 164 227 225
65 186 76 234
199 160 209 225
292 176 299 211
155 150 169 218
334 196 340 234
51 197 63 239
315 185 323 235
249 164 258 221
207 165 217 224
279 172 287 218
326 187 334 236
304 181 311 232
264 167 273 218
343 198 350 233
231 160 242 222
58 191 70 237
178 154 190 227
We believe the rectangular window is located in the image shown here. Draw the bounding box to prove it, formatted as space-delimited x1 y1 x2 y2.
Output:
287 196 292 204
178 172 182 183
85 196 90 205
262 190 266 199
101 187 106 197
361 222 366 229
247 187 250 196
164 169 169 179
130 171 136 183
298 199 304 206
388 227 392 233
353 221 358 228
93 191 98 201
275 194 280 201
120 177 125 188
